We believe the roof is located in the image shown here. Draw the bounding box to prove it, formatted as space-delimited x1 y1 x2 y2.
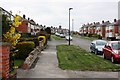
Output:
101 21 111 26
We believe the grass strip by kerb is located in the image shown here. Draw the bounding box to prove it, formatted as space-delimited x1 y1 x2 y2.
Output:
56 44 120 71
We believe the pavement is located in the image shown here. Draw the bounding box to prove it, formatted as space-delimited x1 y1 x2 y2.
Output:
17 38 119 78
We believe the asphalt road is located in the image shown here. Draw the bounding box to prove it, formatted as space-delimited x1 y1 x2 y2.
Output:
72 37 92 51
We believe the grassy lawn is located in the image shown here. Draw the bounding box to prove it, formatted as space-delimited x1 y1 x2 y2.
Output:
14 60 24 68
57 44 120 71
51 35 64 40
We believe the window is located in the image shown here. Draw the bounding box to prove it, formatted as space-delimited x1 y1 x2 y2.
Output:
112 42 120 50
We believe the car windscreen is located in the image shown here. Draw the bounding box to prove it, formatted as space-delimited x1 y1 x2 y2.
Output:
96 41 107 46
112 42 120 50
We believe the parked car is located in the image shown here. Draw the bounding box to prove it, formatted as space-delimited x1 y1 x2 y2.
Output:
103 41 120 63
55 32 60 36
60 34 65 38
65 35 72 41
90 40 107 55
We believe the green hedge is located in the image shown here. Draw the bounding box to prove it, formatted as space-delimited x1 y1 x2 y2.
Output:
87 33 102 39
19 38 40 47
16 41 35 60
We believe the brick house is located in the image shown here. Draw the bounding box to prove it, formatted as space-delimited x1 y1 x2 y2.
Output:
98 21 111 38
106 19 119 39
16 19 30 33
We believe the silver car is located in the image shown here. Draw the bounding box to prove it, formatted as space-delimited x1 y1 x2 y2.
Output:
90 40 107 55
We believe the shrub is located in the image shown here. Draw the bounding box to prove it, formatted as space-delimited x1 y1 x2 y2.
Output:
92 34 98 38
97 35 102 39
16 41 35 60
19 38 33 42
21 33 32 38
87 33 93 37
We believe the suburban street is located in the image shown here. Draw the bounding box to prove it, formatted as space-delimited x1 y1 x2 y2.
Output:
1 1 120 79
17 37 119 78
72 37 91 51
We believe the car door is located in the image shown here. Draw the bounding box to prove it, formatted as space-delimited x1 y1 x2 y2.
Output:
105 46 112 59
90 43 95 52
107 46 113 59
103 44 109 59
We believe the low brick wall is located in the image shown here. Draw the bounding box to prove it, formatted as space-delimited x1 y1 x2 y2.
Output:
22 46 41 69
0 43 10 79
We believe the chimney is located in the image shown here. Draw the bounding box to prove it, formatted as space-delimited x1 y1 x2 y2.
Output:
102 20 104 23
114 19 117 22
28 17 30 20
23 14 26 19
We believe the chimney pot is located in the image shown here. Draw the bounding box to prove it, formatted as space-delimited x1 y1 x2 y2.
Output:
28 17 30 20
114 19 117 22
102 20 104 23
23 14 26 19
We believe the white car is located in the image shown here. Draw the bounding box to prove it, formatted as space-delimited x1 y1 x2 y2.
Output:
65 36 72 41
60 34 65 38
55 32 60 36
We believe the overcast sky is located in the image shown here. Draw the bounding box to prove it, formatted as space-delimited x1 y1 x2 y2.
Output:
0 0 120 31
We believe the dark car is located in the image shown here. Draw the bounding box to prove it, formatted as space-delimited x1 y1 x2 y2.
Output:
90 40 107 55
103 41 120 63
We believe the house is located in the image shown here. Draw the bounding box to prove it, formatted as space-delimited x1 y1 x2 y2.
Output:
16 15 42 35
98 21 111 38
106 19 119 39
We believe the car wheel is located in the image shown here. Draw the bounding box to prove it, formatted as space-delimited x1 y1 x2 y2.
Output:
111 56 115 63
103 53 106 59
95 50 98 55
90 49 93 53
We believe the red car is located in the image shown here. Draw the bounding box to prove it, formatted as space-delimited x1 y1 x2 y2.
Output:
103 41 120 63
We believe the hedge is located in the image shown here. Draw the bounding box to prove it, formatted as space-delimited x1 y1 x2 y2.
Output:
16 41 35 60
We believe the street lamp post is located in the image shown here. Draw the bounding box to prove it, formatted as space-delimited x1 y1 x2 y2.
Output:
69 8 73 45
72 19 74 35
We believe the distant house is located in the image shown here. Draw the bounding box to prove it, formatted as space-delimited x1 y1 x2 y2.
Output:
98 21 111 38
16 15 42 35
106 19 119 39
16 19 30 33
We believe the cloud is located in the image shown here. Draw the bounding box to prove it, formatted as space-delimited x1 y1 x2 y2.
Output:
0 0 119 31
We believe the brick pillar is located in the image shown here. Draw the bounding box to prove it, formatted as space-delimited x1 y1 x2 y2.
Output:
0 43 10 79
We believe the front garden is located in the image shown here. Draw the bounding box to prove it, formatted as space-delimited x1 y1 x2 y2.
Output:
1 10 51 79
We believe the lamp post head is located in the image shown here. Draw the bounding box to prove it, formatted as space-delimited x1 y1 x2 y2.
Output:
69 8 73 10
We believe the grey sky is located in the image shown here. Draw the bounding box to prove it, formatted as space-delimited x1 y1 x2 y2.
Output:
0 0 119 31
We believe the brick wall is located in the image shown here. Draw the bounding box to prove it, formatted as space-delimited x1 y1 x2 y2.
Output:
0 43 10 79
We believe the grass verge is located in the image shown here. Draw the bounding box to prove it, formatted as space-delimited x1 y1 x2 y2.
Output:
57 44 120 71
52 35 64 40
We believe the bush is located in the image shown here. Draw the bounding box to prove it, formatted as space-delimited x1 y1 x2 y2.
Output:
92 34 98 38
16 41 35 60
87 33 93 37
21 33 33 38
19 38 33 42
97 35 102 39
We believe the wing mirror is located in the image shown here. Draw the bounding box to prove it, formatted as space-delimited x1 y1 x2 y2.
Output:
108 46 112 50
